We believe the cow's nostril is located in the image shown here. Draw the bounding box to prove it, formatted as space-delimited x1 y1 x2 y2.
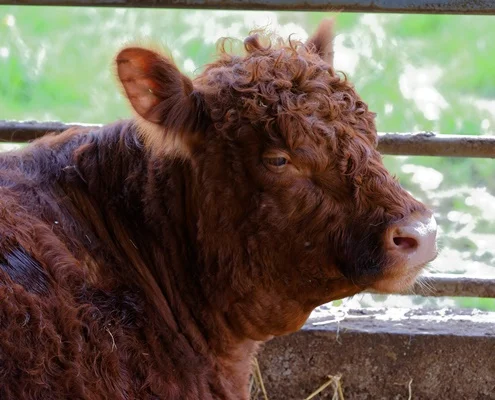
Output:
385 212 437 269
393 236 418 250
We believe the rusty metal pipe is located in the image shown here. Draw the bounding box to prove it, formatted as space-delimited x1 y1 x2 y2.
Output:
1 121 494 158
0 121 100 143
1 0 495 15
367 275 495 298
377 132 495 158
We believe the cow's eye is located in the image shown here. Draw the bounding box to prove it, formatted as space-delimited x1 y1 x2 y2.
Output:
266 157 288 167
263 154 290 172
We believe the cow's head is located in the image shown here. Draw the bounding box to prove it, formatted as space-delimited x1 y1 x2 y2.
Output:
116 20 437 340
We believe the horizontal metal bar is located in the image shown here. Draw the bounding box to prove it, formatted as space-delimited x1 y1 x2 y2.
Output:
378 132 495 158
1 120 494 158
0 121 100 143
1 0 495 15
367 274 495 298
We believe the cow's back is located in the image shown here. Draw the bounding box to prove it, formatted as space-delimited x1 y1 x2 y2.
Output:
0 123 216 399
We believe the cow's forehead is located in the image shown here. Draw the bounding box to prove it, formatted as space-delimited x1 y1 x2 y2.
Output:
193 37 378 158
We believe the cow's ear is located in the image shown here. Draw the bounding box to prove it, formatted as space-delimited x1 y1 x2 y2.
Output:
306 19 334 66
116 47 205 138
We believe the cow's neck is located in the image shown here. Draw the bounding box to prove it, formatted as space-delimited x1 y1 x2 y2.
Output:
67 120 257 398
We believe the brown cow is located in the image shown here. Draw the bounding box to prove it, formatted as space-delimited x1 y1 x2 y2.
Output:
0 20 437 399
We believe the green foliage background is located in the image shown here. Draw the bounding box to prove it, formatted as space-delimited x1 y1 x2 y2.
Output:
0 7 494 309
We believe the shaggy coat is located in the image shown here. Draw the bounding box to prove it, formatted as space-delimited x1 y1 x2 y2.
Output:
0 21 436 399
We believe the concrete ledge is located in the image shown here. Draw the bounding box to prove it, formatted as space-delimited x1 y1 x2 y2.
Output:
257 308 495 399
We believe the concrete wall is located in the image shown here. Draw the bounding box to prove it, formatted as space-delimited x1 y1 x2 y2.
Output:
256 308 495 399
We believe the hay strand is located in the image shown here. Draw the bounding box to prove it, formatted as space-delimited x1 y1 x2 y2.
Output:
304 374 344 400
252 357 269 400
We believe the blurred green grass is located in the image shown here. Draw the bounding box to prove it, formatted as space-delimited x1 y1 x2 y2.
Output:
1 9 494 132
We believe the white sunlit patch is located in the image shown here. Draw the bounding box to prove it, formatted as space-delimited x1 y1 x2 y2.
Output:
139 24 152 37
5 15 15 27
345 28 373 60
447 211 473 225
0 47 9 58
333 34 359 76
481 119 490 131
399 64 448 121
471 232 495 258
181 11 219 45
472 97 495 118
401 164 443 191
171 49 181 60
274 22 307 42
183 58 196 74
445 210 477 238
183 11 262 45
338 19 394 75
360 14 387 48
33 45 47 76
465 188 495 220
0 143 22 152
384 103 394 115
207 18 242 44
476 39 487 51
431 248 495 277
310 295 457 316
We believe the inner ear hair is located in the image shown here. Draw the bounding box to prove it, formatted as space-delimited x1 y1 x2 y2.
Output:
116 46 192 124
115 44 206 157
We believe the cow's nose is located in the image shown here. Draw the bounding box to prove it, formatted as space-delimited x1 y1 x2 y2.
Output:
385 212 438 267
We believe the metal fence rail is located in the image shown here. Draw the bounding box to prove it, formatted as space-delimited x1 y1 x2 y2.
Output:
378 132 495 158
1 0 495 15
2 120 494 158
400 275 495 299
0 121 100 143
362 275 495 298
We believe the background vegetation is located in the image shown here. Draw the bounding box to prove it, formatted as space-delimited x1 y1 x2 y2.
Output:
0 7 494 309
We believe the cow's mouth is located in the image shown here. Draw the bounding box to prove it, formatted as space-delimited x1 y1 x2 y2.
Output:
369 253 438 294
